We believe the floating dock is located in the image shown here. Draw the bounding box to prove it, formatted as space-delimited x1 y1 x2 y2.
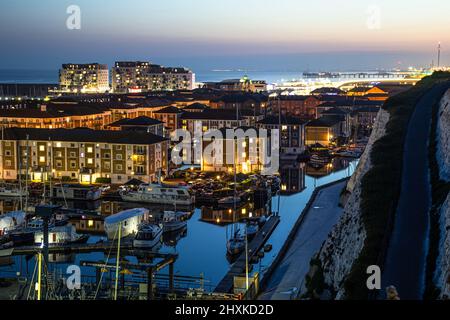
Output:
214 215 280 294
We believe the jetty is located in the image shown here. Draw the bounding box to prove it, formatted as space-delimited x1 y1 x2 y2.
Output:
214 215 280 294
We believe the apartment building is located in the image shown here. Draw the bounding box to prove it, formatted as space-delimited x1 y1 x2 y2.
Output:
180 110 249 136
256 116 306 155
112 61 195 93
0 128 169 184
201 127 268 174
59 63 110 94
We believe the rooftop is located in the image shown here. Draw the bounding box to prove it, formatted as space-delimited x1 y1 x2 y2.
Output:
3 127 168 145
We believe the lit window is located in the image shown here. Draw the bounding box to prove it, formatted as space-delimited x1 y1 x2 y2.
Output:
87 220 94 228
39 145 45 151
87 158 93 164
87 147 93 153
39 156 45 163
282 126 288 131
56 142 62 148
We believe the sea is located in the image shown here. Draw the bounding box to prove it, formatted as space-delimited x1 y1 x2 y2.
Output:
0 69 310 85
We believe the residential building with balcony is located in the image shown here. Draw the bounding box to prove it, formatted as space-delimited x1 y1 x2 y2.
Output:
59 63 110 94
201 127 269 174
0 128 169 184
256 116 306 155
112 61 195 93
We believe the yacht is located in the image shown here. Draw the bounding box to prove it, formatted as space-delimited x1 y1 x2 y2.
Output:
133 222 163 248
162 211 189 233
120 183 194 206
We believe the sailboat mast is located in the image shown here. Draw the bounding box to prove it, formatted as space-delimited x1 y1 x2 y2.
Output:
114 222 122 300
25 135 29 211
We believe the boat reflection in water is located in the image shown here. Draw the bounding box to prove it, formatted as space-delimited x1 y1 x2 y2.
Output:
162 225 187 248
305 157 353 178
200 200 271 226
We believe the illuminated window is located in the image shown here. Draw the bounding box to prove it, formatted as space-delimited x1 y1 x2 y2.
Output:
39 145 45 151
87 220 94 228
87 147 93 153
39 156 45 163
56 142 62 148
282 126 288 131
87 158 93 164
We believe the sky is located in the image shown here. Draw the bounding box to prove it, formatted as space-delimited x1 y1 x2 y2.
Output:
0 0 449 71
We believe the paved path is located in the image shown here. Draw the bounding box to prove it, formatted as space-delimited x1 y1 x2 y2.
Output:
381 83 450 299
259 181 346 300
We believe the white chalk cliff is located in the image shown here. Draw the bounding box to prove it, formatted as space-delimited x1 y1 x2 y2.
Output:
435 89 450 299
317 109 390 299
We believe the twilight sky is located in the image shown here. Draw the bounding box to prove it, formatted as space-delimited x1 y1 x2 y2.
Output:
0 0 449 71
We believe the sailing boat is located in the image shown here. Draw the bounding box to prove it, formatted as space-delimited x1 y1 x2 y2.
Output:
226 105 247 257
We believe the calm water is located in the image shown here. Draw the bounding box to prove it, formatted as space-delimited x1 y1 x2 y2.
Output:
0 159 358 292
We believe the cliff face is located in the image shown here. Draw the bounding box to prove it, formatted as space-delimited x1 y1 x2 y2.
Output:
435 89 450 299
437 194 450 299
318 109 390 299
437 90 450 181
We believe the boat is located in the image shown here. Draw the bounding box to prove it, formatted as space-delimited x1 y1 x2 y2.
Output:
309 154 330 167
34 225 89 245
227 230 245 256
0 211 26 236
0 185 28 198
133 222 163 248
0 245 14 258
8 230 35 246
162 211 189 233
104 208 149 240
218 196 242 206
246 221 259 239
120 183 194 206
52 183 102 201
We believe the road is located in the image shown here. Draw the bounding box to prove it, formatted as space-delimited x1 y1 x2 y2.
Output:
259 181 346 300
381 83 450 299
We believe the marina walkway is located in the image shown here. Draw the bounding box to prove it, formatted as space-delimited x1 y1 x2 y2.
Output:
259 180 347 300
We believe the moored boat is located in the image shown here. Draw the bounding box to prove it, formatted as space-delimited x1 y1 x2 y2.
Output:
120 183 194 206
162 211 189 233
227 230 245 256
133 222 163 248
34 225 88 246
104 208 149 240
52 184 102 201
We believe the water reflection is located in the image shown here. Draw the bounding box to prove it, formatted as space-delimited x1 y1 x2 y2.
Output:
0 159 359 294
279 163 306 195
305 157 353 178
201 200 271 226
